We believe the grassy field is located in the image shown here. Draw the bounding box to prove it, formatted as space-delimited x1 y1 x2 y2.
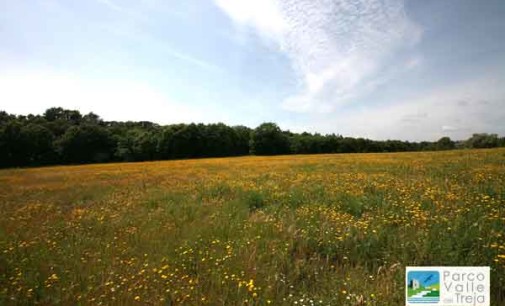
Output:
1 149 505 305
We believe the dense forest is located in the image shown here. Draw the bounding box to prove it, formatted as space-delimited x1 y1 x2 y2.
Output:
1 107 504 168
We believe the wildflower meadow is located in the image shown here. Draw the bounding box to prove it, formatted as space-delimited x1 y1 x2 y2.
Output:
1 149 504 305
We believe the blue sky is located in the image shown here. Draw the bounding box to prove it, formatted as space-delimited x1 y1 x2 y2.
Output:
1 0 504 141
407 271 439 287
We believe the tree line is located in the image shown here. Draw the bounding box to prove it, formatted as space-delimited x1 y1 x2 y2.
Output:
1 107 504 168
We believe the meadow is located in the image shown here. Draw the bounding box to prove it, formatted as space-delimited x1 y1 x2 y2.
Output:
1 148 504 305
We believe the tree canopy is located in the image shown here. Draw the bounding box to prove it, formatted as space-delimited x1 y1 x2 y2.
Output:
0 107 504 168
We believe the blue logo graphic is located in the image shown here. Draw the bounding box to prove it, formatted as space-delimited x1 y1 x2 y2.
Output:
407 270 440 304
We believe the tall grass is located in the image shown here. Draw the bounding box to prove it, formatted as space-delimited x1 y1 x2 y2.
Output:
0 149 504 305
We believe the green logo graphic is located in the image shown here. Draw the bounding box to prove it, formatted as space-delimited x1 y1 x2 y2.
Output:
407 271 440 304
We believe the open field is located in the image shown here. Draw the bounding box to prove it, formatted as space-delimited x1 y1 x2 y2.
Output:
1 149 505 305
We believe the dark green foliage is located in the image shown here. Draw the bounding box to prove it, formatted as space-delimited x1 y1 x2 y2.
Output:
20 124 55 165
465 133 500 148
232 125 252 156
436 137 455 150
56 125 115 164
115 129 158 161
250 122 290 155
0 107 503 168
0 121 26 167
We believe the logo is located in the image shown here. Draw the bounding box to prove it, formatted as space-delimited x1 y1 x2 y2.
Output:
407 270 440 303
406 267 490 306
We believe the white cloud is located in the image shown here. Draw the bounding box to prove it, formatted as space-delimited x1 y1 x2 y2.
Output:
214 0 422 113
305 76 505 141
442 125 458 132
0 70 213 124
214 0 287 40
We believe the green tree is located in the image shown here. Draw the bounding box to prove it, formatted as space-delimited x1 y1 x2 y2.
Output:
44 107 82 124
0 121 26 167
56 125 115 163
435 137 455 150
250 123 290 155
157 125 177 159
465 133 499 148
171 124 204 158
116 129 157 161
232 125 252 155
20 124 55 165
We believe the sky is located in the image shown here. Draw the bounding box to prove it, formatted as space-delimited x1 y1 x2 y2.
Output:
1 0 504 141
407 271 439 287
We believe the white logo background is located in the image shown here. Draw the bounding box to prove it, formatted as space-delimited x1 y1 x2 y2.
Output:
406 266 490 306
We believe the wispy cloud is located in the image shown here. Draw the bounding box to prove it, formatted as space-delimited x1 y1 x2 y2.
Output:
214 0 422 113
95 0 222 73
214 0 286 41
163 47 224 73
307 76 505 140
